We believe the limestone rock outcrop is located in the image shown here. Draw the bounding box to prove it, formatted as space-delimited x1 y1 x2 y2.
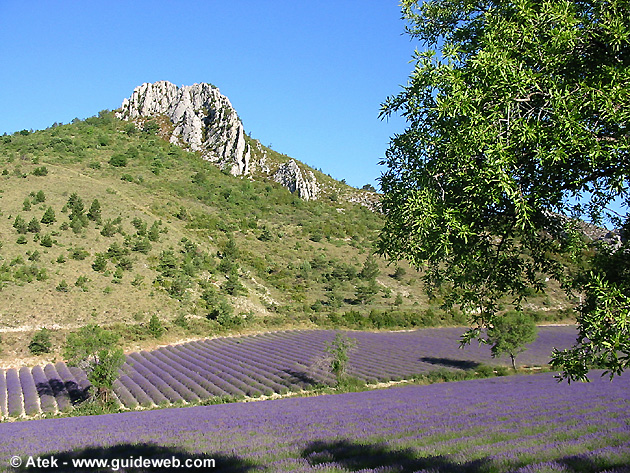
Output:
117 81 333 200
273 160 320 201
117 81 250 176
273 159 320 200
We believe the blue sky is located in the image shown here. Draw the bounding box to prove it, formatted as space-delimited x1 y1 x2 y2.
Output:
0 1 414 189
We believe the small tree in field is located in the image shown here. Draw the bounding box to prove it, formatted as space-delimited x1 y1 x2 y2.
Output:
324 333 357 386
63 325 125 403
485 311 538 371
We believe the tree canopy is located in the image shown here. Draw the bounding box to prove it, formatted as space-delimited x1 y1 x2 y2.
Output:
379 0 629 381
485 310 538 370
63 324 125 401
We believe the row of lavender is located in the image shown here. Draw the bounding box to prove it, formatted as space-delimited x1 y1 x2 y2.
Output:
111 326 577 409
0 362 90 418
2 372 628 472
0 326 578 415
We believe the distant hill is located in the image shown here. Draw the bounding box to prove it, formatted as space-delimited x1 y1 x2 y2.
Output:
0 83 569 367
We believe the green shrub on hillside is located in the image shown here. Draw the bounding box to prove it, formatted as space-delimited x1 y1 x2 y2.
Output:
28 328 52 355
41 206 56 224
148 314 165 338
109 154 127 167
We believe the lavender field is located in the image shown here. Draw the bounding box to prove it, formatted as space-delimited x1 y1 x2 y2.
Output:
1 371 628 472
0 326 577 417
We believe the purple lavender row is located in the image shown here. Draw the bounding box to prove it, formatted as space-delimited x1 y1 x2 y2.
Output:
5 369 23 417
181 342 270 396
193 340 312 390
42 364 72 412
212 335 334 386
54 362 87 405
0 371 627 470
132 351 203 401
254 334 349 385
19 367 41 416
123 355 184 403
190 342 288 395
154 346 246 397
266 332 383 383
68 365 93 403
116 373 156 407
214 334 335 386
156 346 238 396
225 333 349 386
181 341 285 394
206 340 301 392
111 378 138 409
0 370 6 417
121 361 170 405
175 344 262 397
148 348 225 397
320 331 437 378
256 331 325 363
31 366 57 414
346 333 433 375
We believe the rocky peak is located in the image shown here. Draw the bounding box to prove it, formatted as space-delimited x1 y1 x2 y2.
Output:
117 81 347 201
117 81 250 176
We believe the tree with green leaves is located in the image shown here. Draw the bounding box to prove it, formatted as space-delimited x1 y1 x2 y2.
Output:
67 193 84 220
485 310 538 371
27 217 41 233
359 254 380 281
40 206 56 225
13 215 27 234
87 198 101 223
324 332 357 387
379 0 629 381
355 280 379 305
148 221 161 242
63 324 125 402
148 313 165 338
33 190 45 203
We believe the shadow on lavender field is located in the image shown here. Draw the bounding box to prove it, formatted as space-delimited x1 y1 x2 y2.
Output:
419 357 481 370
301 439 490 472
300 440 630 473
282 369 323 387
35 379 89 405
19 444 257 473
558 454 630 473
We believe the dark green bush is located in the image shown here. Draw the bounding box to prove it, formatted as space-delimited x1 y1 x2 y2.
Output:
32 166 48 176
109 154 127 167
29 328 52 355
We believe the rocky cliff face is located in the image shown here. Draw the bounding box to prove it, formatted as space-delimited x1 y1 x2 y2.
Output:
117 81 323 200
273 160 320 201
117 81 250 176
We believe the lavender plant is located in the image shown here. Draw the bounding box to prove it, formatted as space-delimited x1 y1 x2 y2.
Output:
0 372 628 472
5 369 23 418
43 363 72 412
0 370 6 417
19 367 41 416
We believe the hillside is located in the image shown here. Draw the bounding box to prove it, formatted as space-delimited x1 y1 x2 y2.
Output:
0 84 571 366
